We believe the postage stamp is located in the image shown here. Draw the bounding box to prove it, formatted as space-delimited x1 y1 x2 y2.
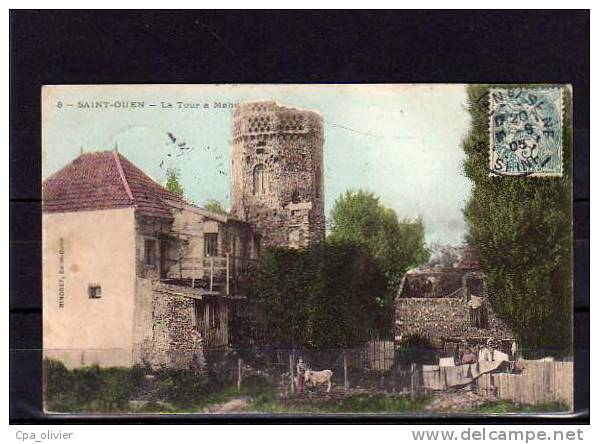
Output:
489 88 563 177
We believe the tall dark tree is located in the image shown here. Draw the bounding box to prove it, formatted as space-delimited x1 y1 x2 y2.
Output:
462 85 572 354
250 243 388 349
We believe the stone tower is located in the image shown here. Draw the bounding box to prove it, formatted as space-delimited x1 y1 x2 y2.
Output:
230 101 325 248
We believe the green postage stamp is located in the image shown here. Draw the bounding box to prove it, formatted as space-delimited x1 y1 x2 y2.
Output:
489 87 563 177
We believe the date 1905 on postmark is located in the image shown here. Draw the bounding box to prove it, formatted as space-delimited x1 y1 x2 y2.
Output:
489 88 563 177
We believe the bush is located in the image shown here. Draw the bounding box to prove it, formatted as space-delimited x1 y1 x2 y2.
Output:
154 369 210 408
43 359 145 412
240 374 276 406
395 335 438 367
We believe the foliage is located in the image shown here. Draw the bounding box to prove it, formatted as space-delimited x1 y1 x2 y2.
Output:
328 190 429 290
204 199 228 215
203 348 238 389
250 242 389 348
461 85 572 353
326 190 429 335
165 167 184 196
44 359 218 412
154 368 210 408
43 359 145 412
395 335 438 366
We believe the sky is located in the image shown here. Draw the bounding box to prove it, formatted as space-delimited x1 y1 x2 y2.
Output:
42 84 473 245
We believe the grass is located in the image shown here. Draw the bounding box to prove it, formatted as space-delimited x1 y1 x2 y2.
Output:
44 359 146 413
463 401 570 414
247 392 431 414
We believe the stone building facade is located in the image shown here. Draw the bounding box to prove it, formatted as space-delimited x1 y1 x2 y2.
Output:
230 101 325 248
43 151 253 369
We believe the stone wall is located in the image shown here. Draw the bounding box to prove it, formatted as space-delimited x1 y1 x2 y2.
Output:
395 297 515 345
133 280 204 370
150 290 203 369
230 101 325 248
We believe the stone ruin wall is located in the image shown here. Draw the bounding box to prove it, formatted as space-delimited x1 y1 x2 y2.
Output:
395 297 515 345
230 101 325 248
133 279 204 370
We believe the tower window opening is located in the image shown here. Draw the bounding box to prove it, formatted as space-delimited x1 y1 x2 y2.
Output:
291 189 300 204
253 164 269 195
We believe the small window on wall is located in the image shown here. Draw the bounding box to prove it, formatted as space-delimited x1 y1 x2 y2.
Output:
253 164 268 195
291 189 300 204
88 285 102 299
144 239 156 266
204 233 218 257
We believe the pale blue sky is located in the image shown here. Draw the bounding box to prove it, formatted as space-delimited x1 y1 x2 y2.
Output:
42 84 472 245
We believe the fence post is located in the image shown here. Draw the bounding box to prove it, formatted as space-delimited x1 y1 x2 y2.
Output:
343 350 349 394
410 363 418 399
237 358 242 393
289 352 295 395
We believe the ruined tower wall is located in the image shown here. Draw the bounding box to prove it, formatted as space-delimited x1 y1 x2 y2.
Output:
230 101 325 248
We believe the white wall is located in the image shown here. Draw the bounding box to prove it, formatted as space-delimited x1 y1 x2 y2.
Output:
43 208 137 368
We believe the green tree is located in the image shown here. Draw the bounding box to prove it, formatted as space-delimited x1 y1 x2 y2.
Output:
165 167 184 196
462 85 572 354
250 242 388 348
204 199 227 215
328 190 429 290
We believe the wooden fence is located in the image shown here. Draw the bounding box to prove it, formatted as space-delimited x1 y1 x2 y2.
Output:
349 340 396 372
476 360 573 409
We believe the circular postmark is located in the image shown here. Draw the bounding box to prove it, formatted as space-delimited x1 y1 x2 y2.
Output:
489 88 563 177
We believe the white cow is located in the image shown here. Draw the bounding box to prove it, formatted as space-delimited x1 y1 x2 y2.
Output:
304 369 333 393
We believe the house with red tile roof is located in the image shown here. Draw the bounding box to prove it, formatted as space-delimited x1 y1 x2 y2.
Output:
43 150 258 369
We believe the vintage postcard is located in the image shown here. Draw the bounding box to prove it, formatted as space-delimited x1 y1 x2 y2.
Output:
41 84 573 415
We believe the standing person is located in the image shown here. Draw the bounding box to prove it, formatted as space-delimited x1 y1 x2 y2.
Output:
462 347 476 364
296 358 307 394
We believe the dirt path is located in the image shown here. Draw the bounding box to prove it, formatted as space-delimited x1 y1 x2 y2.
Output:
424 389 498 412
204 397 250 413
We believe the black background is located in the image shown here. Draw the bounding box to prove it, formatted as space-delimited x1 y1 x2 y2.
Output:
9 10 590 423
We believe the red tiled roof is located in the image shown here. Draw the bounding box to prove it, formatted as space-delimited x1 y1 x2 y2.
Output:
42 150 184 218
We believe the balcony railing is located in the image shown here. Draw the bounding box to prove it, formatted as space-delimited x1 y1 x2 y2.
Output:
162 253 255 297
